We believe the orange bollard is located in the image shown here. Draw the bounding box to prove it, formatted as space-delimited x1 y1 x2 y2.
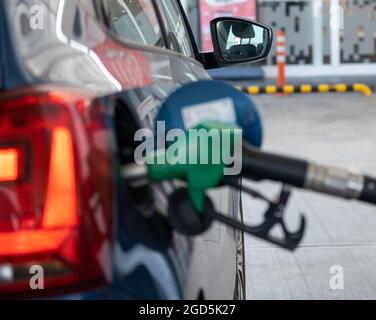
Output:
276 30 286 88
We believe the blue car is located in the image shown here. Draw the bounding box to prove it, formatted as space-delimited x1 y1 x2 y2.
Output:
0 0 271 299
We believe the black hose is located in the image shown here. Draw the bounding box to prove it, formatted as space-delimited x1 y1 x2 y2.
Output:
240 143 376 206
241 143 308 189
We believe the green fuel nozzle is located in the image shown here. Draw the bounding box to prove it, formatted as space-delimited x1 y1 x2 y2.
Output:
124 122 242 213
122 122 307 250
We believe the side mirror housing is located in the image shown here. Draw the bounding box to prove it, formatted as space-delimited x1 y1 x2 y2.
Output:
201 17 273 69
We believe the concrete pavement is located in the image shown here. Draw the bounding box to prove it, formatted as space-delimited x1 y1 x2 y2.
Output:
243 93 376 299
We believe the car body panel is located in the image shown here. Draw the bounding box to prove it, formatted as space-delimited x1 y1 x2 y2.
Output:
0 0 240 300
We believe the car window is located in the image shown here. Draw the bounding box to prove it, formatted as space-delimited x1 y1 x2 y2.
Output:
156 0 195 58
102 0 166 48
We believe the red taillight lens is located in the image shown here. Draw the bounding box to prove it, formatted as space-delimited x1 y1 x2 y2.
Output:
43 126 78 229
0 148 19 182
0 89 111 297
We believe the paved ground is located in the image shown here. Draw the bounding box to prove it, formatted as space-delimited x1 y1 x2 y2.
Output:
243 93 376 299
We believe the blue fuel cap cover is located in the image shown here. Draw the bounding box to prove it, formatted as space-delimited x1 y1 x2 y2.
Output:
156 80 263 148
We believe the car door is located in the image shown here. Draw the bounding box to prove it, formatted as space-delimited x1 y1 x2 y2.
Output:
94 0 222 300
97 0 241 299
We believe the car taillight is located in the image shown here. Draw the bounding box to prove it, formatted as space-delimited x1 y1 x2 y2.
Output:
0 89 112 298
0 148 19 182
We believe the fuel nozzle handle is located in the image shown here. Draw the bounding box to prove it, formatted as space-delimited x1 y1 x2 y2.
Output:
359 177 376 205
242 143 376 205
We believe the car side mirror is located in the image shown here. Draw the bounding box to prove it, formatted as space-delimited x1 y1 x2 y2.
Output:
201 17 273 69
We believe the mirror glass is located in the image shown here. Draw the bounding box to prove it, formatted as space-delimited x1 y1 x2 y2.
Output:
215 20 271 62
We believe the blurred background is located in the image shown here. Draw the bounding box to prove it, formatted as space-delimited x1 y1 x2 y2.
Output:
182 0 376 300
182 0 376 85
